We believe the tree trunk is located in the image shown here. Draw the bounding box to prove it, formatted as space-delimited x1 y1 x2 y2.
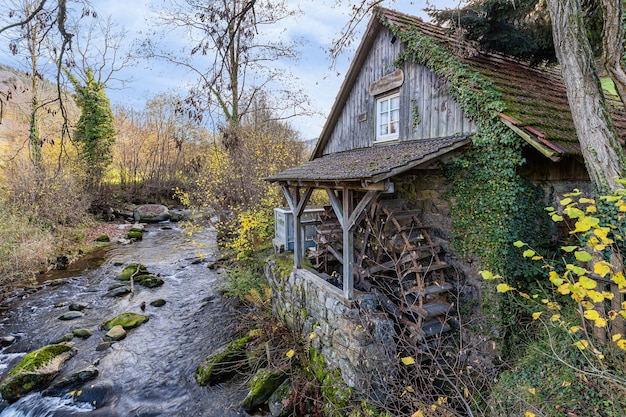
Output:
547 0 626 191
601 0 626 108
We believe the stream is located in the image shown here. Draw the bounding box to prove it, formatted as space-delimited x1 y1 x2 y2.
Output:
0 223 251 417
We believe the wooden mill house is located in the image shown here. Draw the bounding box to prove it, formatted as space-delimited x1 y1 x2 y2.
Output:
264 7 626 383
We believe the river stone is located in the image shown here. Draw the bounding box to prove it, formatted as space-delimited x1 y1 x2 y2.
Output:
96 342 112 351
55 333 74 344
134 204 170 223
43 364 99 396
72 328 93 339
58 311 84 321
135 274 164 288
0 343 77 403
101 312 149 331
241 368 288 412
0 336 15 347
117 264 149 281
104 325 127 341
95 234 110 242
268 378 293 417
150 299 166 307
69 303 87 311
195 336 250 386
104 286 132 298
126 230 143 241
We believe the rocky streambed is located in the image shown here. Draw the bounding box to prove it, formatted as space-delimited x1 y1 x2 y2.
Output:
0 223 251 417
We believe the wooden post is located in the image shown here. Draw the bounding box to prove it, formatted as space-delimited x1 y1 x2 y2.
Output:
279 184 313 269
343 187 354 300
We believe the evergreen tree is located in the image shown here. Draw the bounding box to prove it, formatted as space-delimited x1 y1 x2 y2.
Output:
67 68 116 188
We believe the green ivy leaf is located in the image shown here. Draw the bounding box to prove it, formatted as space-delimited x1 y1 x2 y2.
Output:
574 251 592 262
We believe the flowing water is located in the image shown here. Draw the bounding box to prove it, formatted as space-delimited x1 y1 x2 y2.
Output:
0 223 251 417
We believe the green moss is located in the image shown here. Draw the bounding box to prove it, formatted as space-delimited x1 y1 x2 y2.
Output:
195 336 250 386
135 274 164 288
126 230 143 240
307 348 353 416
116 264 148 281
101 312 149 330
241 367 288 411
0 344 76 402
95 234 110 242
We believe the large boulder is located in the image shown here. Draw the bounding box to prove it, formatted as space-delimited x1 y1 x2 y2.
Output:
101 312 149 331
195 336 250 386
0 343 77 403
134 204 170 223
241 368 288 412
43 364 99 397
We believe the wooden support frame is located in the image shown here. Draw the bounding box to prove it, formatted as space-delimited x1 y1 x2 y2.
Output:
280 184 313 268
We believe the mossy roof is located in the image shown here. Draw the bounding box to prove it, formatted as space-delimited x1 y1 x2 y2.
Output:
266 135 470 185
378 7 626 156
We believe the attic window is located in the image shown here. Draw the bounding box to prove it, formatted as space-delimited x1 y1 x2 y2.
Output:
375 92 400 143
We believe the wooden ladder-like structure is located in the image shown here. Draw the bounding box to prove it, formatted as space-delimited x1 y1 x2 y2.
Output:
364 199 454 346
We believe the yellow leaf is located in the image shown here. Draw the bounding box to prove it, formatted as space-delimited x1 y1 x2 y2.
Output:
568 326 580 334
612 333 622 342
496 283 515 293
594 261 613 278
406 386 415 393
401 356 415 365
574 339 589 350
523 249 536 258
613 272 626 289
550 314 560 322
532 312 542 320
574 251 592 262
557 283 571 295
618 339 626 350
587 290 605 303
562 381 571 387
285 349 295 358
594 317 607 328
411 411 424 417
528 387 536 395
309 332 316 340
578 275 598 290
549 271 563 286
480 270 496 280
584 310 600 321
525 412 536 417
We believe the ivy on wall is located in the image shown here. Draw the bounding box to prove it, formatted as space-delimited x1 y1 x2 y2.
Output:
381 13 552 346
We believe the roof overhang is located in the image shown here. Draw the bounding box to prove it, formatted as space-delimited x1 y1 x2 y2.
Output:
266 135 471 190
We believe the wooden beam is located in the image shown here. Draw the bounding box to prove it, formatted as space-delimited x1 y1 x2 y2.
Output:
347 190 381 232
326 188 344 229
501 118 563 162
342 187 354 300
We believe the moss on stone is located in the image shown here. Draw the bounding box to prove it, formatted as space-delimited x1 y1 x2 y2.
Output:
241 367 288 412
126 230 143 240
116 264 148 281
195 336 250 386
0 343 76 403
101 312 149 331
95 234 110 242
135 274 164 288
308 348 353 415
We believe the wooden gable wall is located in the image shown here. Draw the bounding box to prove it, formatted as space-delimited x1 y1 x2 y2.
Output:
322 26 476 156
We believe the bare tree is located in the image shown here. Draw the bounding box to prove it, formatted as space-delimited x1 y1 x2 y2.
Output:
143 0 310 146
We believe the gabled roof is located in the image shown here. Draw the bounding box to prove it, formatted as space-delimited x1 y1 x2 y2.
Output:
383 8 626 154
313 8 626 159
266 135 470 187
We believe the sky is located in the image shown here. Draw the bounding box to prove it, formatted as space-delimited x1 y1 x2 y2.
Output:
1 0 462 140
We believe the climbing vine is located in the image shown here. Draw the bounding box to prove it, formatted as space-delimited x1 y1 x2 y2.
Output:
381 12 552 346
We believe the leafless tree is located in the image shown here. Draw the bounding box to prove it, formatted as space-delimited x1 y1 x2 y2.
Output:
143 0 311 145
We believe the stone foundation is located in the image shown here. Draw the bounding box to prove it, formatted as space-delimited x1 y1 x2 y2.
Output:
265 261 395 395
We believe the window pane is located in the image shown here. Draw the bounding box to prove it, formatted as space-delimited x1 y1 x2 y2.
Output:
390 121 398 134
390 109 399 122
380 100 388 112
380 125 388 136
381 112 388 124
390 96 399 109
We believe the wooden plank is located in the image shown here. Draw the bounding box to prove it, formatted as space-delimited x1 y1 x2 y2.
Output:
403 301 452 319
405 282 453 297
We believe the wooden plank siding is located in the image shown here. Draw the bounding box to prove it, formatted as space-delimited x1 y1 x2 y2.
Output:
322 27 476 155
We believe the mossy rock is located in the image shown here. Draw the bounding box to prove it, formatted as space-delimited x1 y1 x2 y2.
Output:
0 343 77 403
116 264 149 281
95 235 110 242
241 367 288 412
72 328 93 339
126 230 143 240
101 312 149 331
195 336 250 386
321 370 353 417
135 274 164 288
268 378 293 417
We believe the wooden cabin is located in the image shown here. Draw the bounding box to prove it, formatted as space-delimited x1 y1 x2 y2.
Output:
266 8 626 347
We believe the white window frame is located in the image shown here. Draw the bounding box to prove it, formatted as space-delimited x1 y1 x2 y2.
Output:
375 92 400 143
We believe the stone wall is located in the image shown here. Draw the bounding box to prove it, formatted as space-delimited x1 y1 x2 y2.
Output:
265 261 395 395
